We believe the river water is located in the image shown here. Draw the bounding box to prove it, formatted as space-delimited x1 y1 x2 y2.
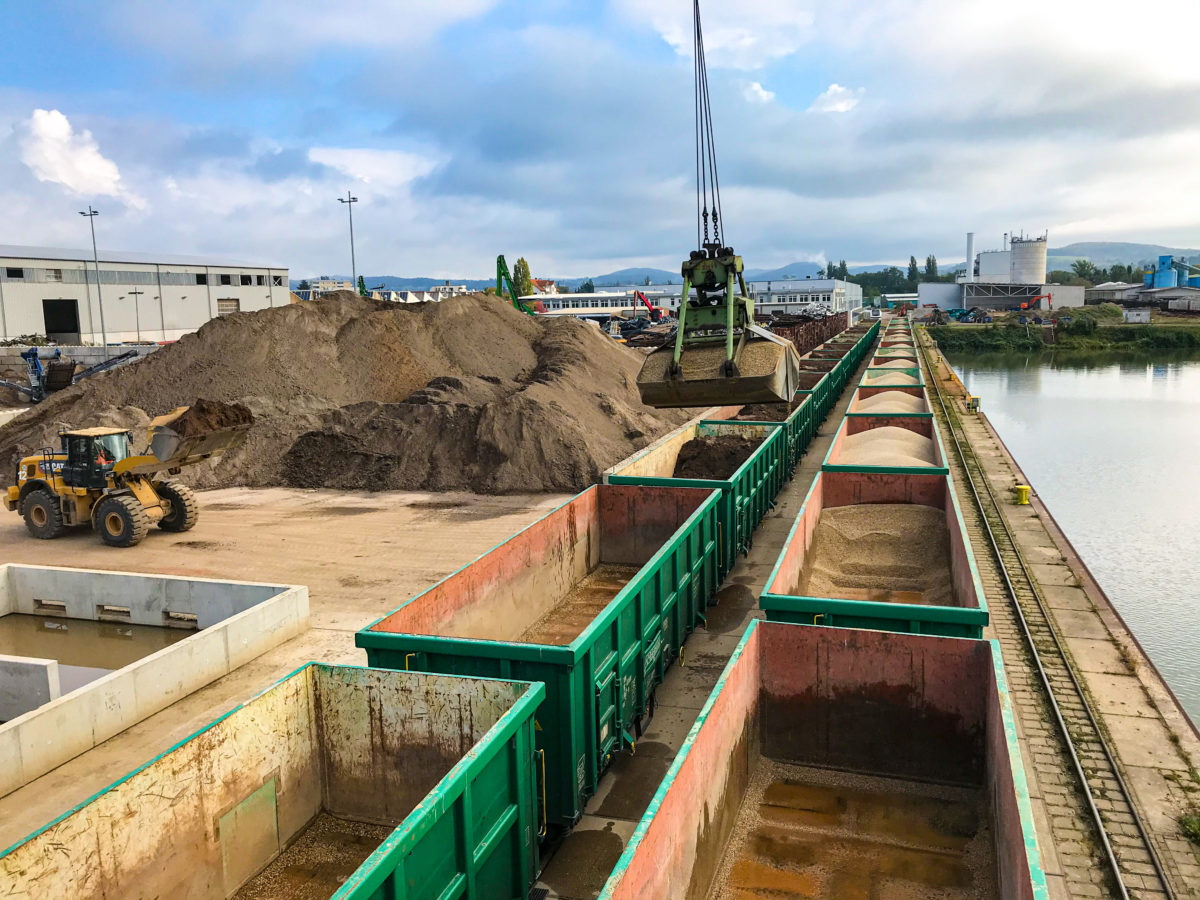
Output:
946 350 1200 725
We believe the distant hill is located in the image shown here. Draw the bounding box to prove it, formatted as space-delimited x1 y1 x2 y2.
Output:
743 261 824 281
588 267 679 287
1048 242 1200 271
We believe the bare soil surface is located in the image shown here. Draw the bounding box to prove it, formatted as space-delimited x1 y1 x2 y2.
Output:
168 398 254 438
797 504 954 606
673 435 760 480
0 293 694 494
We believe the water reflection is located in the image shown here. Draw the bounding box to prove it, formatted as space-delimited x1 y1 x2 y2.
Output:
946 349 1200 725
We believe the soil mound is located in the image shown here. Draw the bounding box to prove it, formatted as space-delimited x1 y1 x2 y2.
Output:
169 399 254 438
0 293 694 493
672 435 759 480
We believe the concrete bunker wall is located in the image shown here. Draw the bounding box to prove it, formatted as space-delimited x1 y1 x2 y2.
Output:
0 564 308 798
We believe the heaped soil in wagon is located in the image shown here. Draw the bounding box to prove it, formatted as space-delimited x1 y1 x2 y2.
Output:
672 435 760 480
0 292 697 494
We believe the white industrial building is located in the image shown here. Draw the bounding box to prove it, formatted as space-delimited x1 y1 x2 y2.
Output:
0 245 289 344
539 278 862 318
920 231 1084 310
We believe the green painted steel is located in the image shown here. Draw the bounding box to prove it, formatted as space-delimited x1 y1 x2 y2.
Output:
356 487 722 831
821 415 951 476
712 392 816 479
607 421 785 579
759 594 985 637
338 669 544 900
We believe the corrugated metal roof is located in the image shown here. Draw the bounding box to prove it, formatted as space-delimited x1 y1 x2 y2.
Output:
0 243 286 269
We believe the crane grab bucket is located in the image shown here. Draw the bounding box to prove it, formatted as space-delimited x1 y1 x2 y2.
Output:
637 327 801 408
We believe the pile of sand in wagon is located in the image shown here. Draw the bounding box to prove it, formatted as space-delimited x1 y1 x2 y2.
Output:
861 371 920 386
0 292 696 494
836 426 937 468
855 391 927 415
795 504 953 606
872 358 918 369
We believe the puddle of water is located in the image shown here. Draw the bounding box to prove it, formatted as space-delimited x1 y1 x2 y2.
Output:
0 613 193 693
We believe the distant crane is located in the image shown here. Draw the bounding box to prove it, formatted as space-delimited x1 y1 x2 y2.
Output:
495 255 538 316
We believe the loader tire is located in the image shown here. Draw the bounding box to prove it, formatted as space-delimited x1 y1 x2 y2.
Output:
22 489 66 539
156 480 199 532
95 494 151 548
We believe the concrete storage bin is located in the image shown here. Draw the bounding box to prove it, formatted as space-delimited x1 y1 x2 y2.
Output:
0 664 544 900
760 469 987 636
357 483 721 830
600 621 1046 899
823 414 949 475
0 565 307 798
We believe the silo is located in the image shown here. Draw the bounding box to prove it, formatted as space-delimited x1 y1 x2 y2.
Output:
1009 237 1047 284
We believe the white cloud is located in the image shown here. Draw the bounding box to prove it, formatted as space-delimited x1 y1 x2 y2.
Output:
743 82 775 104
808 84 864 114
18 109 143 207
307 147 441 190
613 0 817 69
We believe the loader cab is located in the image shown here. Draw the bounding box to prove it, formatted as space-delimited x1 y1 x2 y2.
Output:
59 428 132 490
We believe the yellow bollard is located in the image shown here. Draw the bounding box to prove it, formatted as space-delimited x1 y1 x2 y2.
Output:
1015 484 1030 505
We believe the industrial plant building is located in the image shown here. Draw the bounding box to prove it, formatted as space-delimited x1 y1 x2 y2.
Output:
918 232 1084 310
0 245 289 344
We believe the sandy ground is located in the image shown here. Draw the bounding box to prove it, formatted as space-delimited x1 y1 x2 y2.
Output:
0 485 567 848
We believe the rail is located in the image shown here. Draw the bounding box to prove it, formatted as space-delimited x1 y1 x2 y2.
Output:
919 331 1176 900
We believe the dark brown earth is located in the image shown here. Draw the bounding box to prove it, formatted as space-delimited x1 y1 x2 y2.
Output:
735 403 789 422
0 293 696 494
672 435 760 480
168 399 254 438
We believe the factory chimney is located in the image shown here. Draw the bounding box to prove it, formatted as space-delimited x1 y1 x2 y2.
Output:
965 232 975 283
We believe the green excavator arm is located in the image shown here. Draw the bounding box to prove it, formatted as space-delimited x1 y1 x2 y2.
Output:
496 255 537 316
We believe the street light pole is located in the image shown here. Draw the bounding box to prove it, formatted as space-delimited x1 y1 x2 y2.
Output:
338 191 358 291
79 205 108 357
128 287 144 341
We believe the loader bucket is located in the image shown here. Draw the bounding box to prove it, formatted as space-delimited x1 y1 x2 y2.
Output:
148 423 251 468
636 330 802 409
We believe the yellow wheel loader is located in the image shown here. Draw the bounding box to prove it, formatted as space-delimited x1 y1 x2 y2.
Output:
4 404 251 548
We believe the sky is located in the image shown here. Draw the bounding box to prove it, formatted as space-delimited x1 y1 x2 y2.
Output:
1 0 1199 279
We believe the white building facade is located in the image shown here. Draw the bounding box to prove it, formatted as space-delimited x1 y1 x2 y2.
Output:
0 245 288 344
745 279 862 315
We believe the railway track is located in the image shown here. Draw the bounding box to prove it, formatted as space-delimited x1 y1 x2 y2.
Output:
919 334 1176 900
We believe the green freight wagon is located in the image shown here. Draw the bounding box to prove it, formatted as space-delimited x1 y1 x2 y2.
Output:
600 621 1047 899
604 422 784 579
726 391 816 475
357 484 721 831
823 412 949 476
0 664 544 900
760 470 988 637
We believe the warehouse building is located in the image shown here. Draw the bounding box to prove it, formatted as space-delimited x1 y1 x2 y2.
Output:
0 245 289 344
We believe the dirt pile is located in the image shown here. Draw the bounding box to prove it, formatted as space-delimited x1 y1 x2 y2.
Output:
0 292 695 493
837 426 937 468
855 391 926 415
672 435 759 480
168 399 254 438
796 504 953 606
735 403 789 422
